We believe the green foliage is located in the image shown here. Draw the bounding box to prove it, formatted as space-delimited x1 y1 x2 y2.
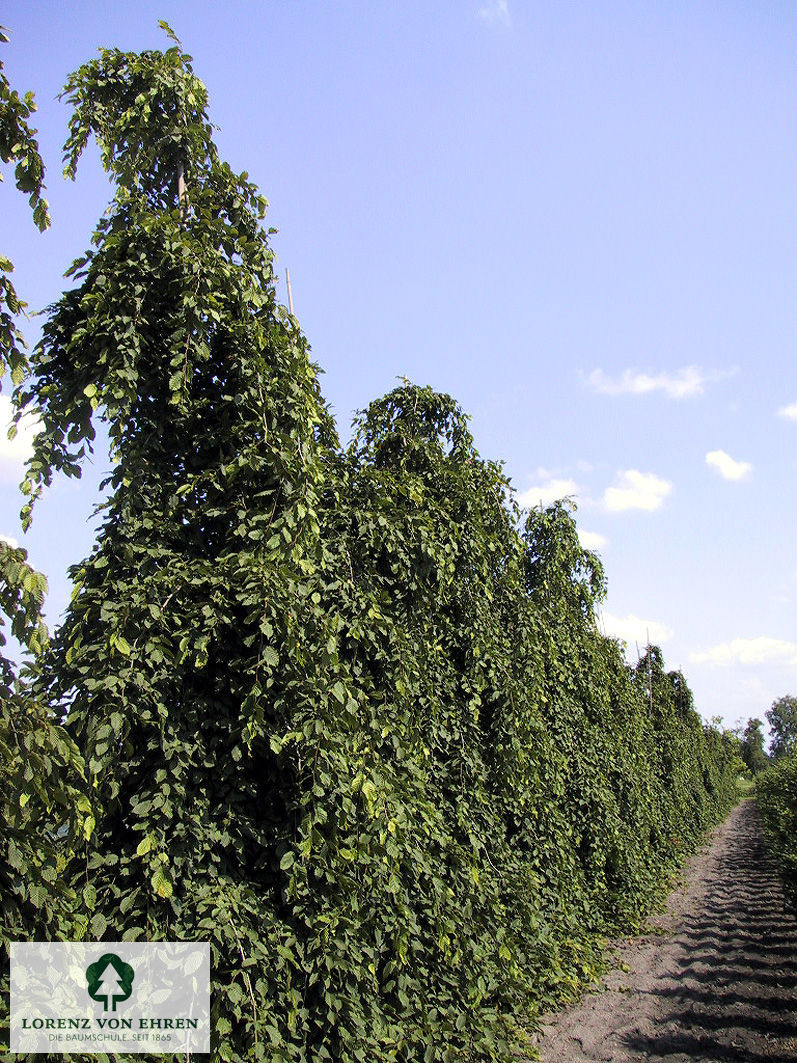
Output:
758 698 797 904
16 25 343 1062
0 27 89 1054
0 544 92 941
741 717 770 775
0 26 49 218
4 27 740 1063
0 24 50 388
757 754 797 904
766 694 797 762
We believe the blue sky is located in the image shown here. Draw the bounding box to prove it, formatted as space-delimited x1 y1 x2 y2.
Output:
2 1 796 731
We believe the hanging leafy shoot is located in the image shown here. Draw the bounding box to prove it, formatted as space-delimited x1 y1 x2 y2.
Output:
0 27 49 223
524 499 606 619
61 20 210 200
0 540 91 945
0 24 50 386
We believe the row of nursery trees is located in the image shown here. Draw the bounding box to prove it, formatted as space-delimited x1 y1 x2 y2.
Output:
1 27 741 1063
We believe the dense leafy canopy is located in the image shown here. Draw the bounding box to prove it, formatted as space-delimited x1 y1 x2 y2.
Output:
2 26 742 1063
766 695 797 762
0 24 50 385
757 753 797 904
758 696 797 908
740 717 770 775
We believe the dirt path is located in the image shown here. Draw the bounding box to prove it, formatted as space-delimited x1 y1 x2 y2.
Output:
534 800 797 1062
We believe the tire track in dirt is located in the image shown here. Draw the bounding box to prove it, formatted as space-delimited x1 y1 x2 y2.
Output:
534 800 797 1062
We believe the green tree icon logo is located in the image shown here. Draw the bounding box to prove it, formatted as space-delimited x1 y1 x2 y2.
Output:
86 953 135 1012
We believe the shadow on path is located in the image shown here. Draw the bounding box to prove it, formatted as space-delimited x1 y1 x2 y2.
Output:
537 800 797 1062
625 801 797 1062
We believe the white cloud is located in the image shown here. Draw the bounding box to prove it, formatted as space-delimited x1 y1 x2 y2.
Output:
603 470 672 512
584 365 734 399
516 477 578 508
690 637 797 668
705 449 752 481
600 611 674 648
0 533 19 549
478 0 510 26
578 529 607 551
0 395 41 480
777 402 797 421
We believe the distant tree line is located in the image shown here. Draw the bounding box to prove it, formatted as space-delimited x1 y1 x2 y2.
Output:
739 695 797 775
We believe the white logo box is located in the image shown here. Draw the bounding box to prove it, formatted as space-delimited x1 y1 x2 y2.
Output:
10 942 210 1054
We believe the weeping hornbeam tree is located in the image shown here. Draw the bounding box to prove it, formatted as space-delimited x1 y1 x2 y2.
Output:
17 23 347 1060
9 23 741 1063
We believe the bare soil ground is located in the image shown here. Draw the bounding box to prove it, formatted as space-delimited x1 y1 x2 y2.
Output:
533 800 797 1062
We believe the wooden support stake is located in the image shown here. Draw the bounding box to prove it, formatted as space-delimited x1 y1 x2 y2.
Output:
286 268 294 316
177 161 187 220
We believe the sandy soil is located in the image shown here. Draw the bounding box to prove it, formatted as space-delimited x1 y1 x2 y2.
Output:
533 800 797 1062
